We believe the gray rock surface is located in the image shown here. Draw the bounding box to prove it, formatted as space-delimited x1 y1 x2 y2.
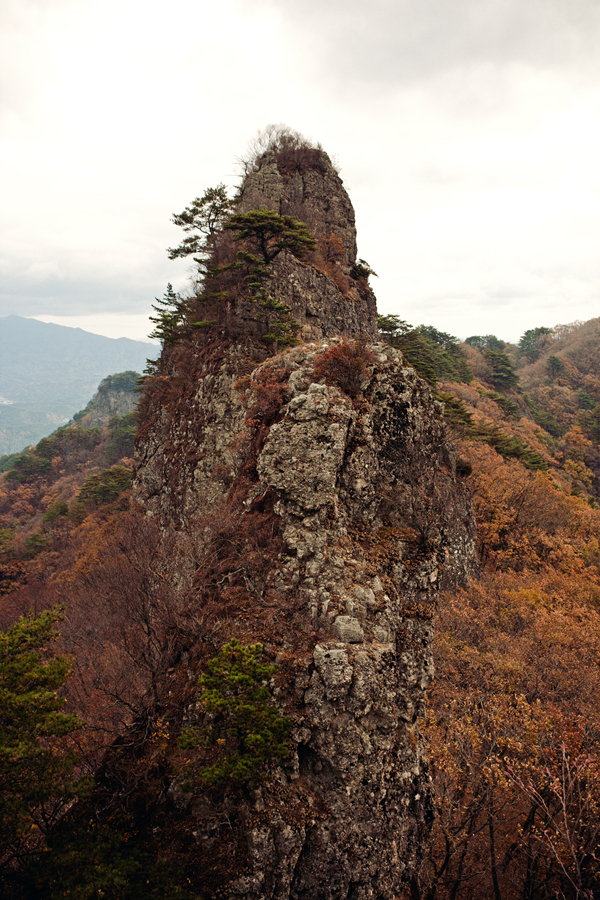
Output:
134 339 476 899
86 386 138 428
239 150 358 268
132 144 476 899
207 148 378 344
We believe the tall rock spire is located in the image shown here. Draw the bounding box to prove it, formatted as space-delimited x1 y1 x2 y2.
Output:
238 147 358 269
191 137 378 345
131 132 476 899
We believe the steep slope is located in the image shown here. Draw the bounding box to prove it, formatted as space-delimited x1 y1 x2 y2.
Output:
0 379 138 579
130 136 476 899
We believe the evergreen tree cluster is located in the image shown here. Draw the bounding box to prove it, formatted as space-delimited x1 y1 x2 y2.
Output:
377 315 473 386
0 609 86 885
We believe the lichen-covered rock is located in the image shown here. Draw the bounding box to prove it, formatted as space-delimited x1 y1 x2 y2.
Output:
131 140 475 899
134 339 476 899
134 341 253 525
269 252 378 343
226 342 472 899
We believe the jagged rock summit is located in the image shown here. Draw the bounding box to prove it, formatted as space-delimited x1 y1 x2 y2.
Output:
133 131 476 899
239 147 376 343
238 147 358 267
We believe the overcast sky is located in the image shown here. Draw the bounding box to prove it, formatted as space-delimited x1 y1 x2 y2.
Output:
2 0 600 345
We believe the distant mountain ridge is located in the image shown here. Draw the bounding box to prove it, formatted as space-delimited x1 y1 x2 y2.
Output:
0 316 156 404
0 316 158 455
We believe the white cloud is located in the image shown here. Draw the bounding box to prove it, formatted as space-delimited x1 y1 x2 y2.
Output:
26 261 64 281
2 0 600 342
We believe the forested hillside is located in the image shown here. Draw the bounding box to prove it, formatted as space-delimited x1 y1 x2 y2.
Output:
1 313 599 898
381 316 600 900
0 317 157 454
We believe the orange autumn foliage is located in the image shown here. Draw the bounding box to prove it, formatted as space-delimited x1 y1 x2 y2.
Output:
411 349 600 898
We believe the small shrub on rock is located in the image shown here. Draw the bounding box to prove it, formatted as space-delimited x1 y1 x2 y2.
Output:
312 338 375 399
246 366 290 426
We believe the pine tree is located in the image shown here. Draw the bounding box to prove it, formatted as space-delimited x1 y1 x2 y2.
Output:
0 607 86 872
167 184 234 265
148 283 188 347
225 209 316 264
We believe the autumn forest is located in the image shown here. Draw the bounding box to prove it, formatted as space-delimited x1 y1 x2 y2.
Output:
2 306 600 899
390 318 600 900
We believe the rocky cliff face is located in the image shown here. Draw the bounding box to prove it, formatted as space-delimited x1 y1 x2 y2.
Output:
133 142 476 899
238 150 357 267
194 148 378 346
77 371 140 428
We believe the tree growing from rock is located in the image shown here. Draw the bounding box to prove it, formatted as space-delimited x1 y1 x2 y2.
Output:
225 208 316 265
167 184 234 266
179 639 291 789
